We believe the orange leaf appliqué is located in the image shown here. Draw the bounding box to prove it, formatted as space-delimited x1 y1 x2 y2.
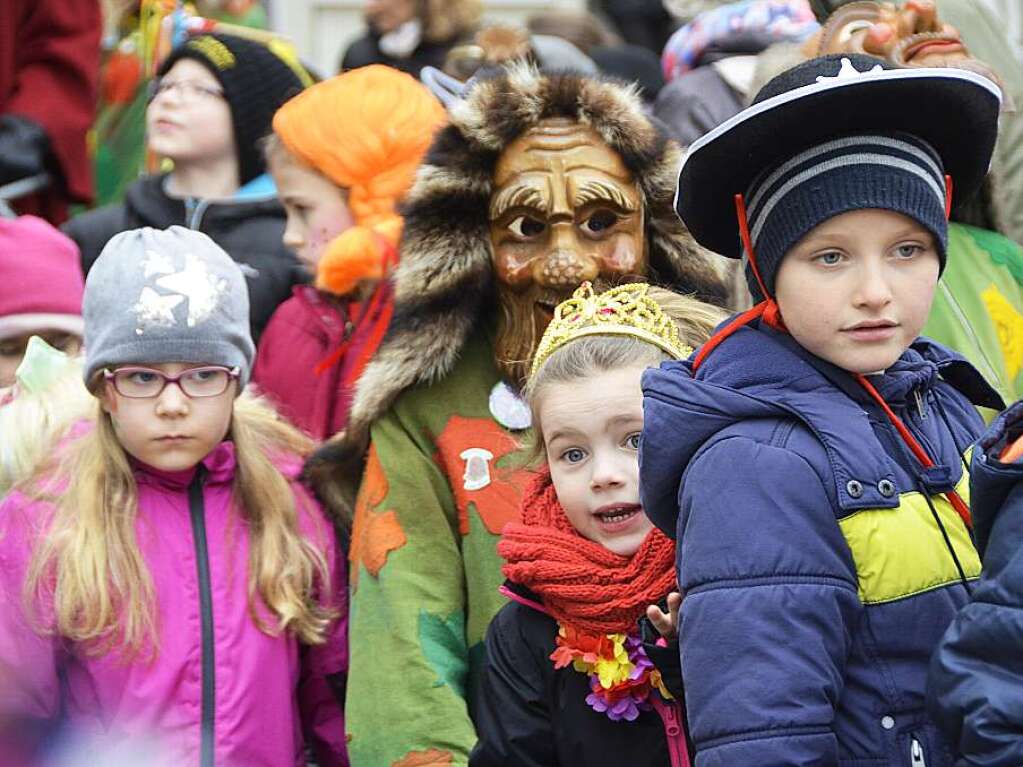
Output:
350 444 407 589
392 748 454 766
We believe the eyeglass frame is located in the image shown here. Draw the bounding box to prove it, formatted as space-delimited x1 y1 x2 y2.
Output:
147 77 226 103
103 365 240 399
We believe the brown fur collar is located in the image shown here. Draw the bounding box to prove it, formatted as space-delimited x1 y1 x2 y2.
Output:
305 64 730 520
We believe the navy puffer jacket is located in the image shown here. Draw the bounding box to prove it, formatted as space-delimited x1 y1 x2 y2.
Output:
640 321 1002 766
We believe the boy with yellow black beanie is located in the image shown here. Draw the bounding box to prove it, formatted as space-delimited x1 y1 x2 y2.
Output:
64 32 310 343
252 64 446 441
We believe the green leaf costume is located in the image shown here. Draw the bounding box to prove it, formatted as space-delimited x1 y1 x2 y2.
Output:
305 65 730 765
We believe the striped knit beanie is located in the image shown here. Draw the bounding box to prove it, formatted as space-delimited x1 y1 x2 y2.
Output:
674 54 1002 304
744 131 949 299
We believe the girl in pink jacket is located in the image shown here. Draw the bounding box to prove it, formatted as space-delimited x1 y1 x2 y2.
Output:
0 227 348 767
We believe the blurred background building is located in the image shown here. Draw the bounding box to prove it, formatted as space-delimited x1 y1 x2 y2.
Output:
268 0 587 77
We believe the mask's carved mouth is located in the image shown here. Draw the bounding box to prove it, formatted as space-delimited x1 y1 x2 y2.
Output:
535 299 558 320
532 289 571 321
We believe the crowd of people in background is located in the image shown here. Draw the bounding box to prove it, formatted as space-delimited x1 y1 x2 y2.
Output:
2 1 1023 766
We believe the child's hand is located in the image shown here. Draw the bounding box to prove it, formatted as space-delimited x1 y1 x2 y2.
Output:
1001 433 1023 463
646 591 682 641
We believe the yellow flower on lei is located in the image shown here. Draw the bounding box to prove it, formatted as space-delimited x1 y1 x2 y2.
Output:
587 633 634 689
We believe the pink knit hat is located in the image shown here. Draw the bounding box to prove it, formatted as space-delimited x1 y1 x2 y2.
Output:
0 216 84 341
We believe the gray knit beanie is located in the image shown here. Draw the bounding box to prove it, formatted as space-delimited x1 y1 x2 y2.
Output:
83 227 255 389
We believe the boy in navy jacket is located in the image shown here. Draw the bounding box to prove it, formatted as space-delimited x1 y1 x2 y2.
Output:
641 53 1005 765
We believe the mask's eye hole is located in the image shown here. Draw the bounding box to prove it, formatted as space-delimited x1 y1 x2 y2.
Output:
508 216 546 238
582 209 619 234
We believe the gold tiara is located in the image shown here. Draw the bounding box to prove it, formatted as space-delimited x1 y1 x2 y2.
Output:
529 282 694 378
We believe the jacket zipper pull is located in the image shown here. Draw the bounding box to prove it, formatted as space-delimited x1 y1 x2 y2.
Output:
910 736 927 767
662 707 679 736
914 388 927 419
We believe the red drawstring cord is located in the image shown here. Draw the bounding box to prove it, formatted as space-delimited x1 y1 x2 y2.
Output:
313 235 398 378
691 194 784 370
691 302 768 369
736 193 770 301
854 374 972 527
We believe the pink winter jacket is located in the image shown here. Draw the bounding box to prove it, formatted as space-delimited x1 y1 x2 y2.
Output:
0 440 348 767
253 283 394 441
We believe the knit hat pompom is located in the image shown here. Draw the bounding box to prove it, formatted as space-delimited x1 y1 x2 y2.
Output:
157 33 306 184
272 65 446 295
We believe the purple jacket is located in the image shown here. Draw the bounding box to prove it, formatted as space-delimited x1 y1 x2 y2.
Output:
0 440 348 767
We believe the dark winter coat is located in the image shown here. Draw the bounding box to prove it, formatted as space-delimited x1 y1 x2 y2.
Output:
339 33 454 77
929 399 1023 766
63 173 305 342
640 322 1002 766
654 68 743 147
470 582 690 767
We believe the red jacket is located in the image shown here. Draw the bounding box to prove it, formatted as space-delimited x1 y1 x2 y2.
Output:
0 0 100 222
253 284 393 441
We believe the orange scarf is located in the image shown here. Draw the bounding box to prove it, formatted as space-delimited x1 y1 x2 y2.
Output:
498 470 677 635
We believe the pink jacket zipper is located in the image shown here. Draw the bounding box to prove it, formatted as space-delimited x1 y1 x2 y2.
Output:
652 696 691 767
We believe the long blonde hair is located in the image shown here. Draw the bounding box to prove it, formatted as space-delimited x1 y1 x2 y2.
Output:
22 391 336 657
524 286 727 455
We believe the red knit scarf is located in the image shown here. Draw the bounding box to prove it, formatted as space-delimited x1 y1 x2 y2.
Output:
498 470 677 635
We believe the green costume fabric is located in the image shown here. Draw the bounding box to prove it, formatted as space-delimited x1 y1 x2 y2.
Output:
925 223 1023 414
345 329 532 767
302 66 730 767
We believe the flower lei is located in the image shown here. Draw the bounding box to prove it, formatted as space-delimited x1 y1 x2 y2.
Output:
550 623 673 722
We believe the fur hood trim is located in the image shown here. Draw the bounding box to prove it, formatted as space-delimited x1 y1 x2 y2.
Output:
305 64 729 518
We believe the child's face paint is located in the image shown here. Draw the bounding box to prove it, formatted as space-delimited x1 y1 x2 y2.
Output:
146 59 235 172
775 209 940 374
540 364 652 557
269 149 354 274
100 361 235 472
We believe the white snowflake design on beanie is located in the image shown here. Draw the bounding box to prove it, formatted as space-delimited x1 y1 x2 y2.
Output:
133 250 229 335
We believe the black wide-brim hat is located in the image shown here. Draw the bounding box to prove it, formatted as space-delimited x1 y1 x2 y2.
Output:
675 53 1002 259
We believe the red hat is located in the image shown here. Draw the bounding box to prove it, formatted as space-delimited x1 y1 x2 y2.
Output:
0 216 84 340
